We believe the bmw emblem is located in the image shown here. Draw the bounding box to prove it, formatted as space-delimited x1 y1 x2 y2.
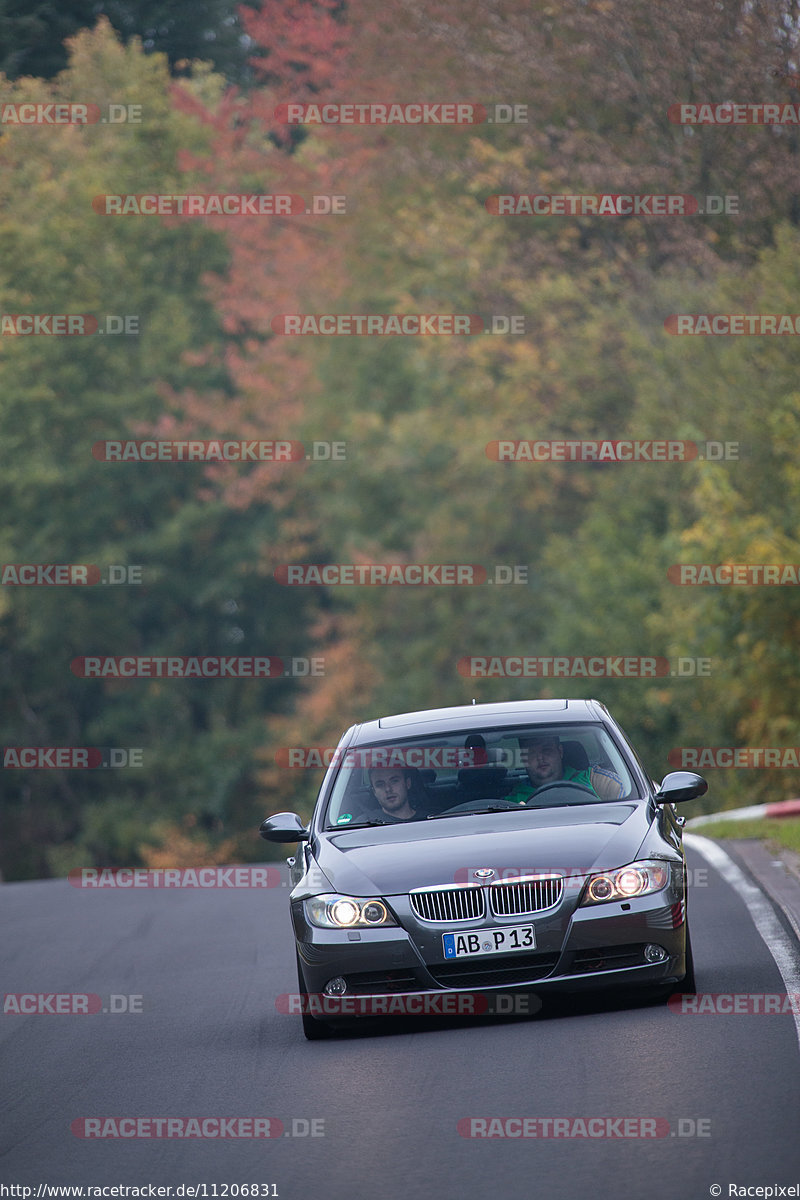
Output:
474 868 495 880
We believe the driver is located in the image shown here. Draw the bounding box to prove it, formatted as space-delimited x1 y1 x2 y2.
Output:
368 767 427 822
504 733 624 803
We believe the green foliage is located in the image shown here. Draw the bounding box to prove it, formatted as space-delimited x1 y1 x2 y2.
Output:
0 24 316 878
0 1 255 84
6 1 800 878
699 819 800 855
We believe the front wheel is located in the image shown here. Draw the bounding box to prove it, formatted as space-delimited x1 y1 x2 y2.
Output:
676 926 696 994
296 952 335 1040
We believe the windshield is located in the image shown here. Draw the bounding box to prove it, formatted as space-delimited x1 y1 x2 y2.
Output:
323 722 640 828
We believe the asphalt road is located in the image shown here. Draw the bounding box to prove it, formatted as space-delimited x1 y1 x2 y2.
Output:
2 844 799 1200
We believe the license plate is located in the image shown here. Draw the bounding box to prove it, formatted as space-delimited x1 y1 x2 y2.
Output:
442 924 535 959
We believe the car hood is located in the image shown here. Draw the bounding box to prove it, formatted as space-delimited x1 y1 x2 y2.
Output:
309 803 656 896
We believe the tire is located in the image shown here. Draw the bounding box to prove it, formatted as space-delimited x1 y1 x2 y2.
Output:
296 952 335 1040
676 926 696 994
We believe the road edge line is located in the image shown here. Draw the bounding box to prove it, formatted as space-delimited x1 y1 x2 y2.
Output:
685 832 800 1052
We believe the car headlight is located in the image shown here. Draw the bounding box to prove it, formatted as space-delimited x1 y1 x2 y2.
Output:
304 894 398 929
580 861 671 906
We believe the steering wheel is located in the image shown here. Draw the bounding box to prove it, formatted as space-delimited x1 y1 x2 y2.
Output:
525 780 597 805
435 798 523 816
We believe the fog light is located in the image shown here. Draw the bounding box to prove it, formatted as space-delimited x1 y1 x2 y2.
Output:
324 977 348 997
644 943 668 963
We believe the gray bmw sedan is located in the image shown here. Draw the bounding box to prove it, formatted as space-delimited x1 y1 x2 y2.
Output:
261 698 706 1038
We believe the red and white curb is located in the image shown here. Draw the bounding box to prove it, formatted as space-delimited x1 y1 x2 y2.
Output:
686 799 800 827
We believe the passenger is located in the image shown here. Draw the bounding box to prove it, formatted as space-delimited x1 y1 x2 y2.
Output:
505 733 624 803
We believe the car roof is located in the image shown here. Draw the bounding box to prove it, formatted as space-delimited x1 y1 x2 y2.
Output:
344 698 610 745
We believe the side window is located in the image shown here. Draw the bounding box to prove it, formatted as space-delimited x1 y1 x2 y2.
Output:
591 733 638 798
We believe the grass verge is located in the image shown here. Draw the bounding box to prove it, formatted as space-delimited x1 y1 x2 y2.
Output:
695 817 800 855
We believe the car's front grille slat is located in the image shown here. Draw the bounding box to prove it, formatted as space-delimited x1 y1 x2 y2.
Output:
429 952 560 988
567 944 647 974
344 970 421 994
410 886 484 923
489 875 563 916
411 876 562 924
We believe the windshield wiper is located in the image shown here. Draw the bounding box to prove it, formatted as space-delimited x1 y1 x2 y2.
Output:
427 805 521 820
331 818 391 828
525 800 593 809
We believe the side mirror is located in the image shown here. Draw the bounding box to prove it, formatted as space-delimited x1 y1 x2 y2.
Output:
259 812 310 842
654 771 708 804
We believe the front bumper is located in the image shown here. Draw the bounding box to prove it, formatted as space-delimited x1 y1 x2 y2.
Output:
291 889 689 1011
